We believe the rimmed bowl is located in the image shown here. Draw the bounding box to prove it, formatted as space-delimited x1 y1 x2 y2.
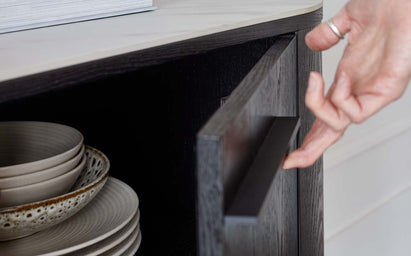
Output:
0 121 84 177
0 145 85 189
0 146 110 241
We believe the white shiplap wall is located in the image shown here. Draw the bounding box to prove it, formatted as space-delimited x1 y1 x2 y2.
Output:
322 1 411 255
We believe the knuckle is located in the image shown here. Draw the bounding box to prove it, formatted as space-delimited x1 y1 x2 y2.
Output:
306 156 318 167
381 68 404 83
375 73 405 96
351 114 365 124
321 24 339 44
305 96 318 111
388 87 405 102
372 76 406 104
299 152 316 167
330 93 343 106
376 80 396 94
330 121 347 131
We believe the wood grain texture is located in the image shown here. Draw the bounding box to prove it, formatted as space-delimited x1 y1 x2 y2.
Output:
197 36 298 256
197 139 225 256
0 9 322 104
224 37 298 256
296 27 324 256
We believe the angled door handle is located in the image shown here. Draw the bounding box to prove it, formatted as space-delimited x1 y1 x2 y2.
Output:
225 116 300 226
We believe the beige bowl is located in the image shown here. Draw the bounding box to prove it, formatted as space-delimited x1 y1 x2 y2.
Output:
0 145 85 189
0 154 86 208
0 121 83 178
0 146 110 241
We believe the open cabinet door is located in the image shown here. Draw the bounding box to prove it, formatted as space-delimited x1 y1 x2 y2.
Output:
197 35 299 256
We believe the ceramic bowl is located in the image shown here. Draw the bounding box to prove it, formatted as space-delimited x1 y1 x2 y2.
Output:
0 146 109 241
0 153 86 208
0 145 85 189
0 121 83 177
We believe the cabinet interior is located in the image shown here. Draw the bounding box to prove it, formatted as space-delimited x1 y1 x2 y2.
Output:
0 36 280 255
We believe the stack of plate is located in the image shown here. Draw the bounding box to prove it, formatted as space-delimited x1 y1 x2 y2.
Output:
0 121 141 255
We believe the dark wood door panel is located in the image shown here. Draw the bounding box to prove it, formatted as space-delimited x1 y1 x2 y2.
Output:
296 28 324 256
197 35 298 256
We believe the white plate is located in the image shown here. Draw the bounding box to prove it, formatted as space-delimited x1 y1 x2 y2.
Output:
0 177 139 256
121 230 142 256
100 227 141 256
71 210 140 256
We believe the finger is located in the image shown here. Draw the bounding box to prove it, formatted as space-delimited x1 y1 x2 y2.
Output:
305 6 351 51
283 119 344 169
331 74 398 123
346 93 393 123
305 72 350 131
330 72 363 123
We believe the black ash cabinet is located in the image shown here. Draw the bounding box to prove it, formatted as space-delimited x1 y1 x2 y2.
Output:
197 36 299 256
0 9 323 256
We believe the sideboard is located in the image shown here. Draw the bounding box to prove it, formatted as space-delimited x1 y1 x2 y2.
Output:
0 1 324 255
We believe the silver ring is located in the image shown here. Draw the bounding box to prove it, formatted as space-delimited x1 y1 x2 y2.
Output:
327 19 344 39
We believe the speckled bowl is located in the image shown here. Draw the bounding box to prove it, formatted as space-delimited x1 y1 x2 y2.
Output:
0 146 109 241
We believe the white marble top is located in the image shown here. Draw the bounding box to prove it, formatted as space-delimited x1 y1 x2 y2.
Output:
0 0 322 82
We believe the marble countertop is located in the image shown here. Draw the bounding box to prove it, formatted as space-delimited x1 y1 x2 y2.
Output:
0 0 322 83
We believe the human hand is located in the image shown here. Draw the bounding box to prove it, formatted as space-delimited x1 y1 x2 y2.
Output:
283 0 411 169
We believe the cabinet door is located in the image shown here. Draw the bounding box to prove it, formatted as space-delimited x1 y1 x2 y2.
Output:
197 35 298 256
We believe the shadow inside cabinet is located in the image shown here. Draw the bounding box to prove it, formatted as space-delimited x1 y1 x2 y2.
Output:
0 36 279 255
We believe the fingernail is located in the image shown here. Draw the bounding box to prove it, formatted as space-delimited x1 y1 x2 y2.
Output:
307 72 317 91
